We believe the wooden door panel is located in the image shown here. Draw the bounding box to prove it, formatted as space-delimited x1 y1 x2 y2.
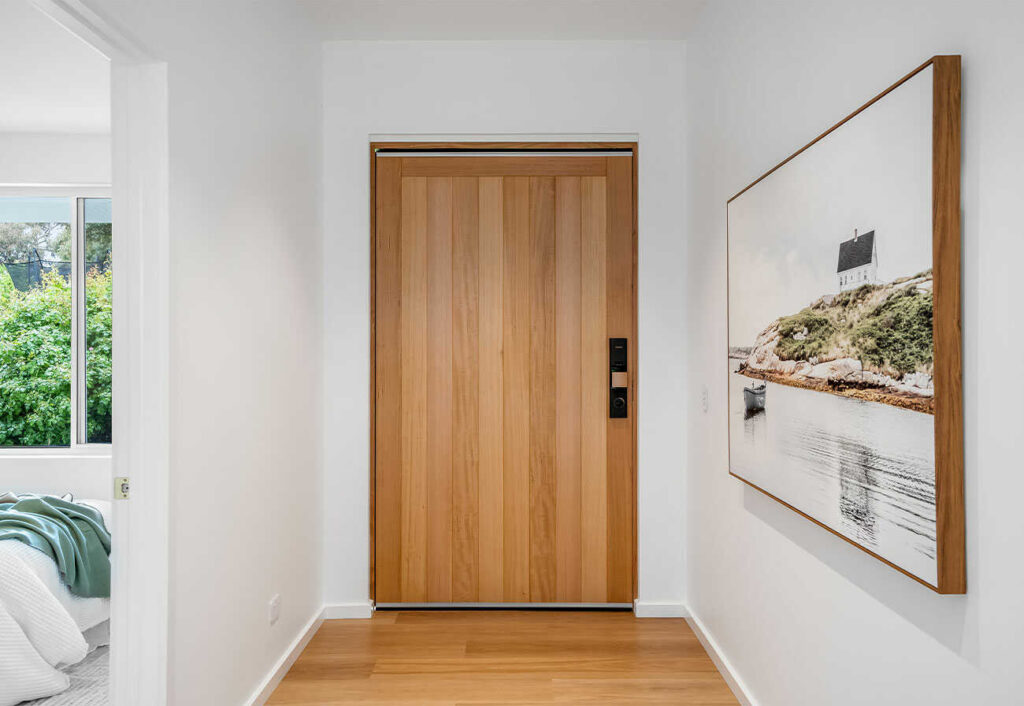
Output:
375 153 634 604
528 176 557 603
374 156 403 600
502 176 531 603
425 177 453 602
477 177 504 602
399 176 428 601
580 176 609 602
605 156 634 603
452 177 480 603
555 177 583 603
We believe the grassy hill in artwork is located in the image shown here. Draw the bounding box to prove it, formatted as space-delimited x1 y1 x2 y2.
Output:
735 270 934 413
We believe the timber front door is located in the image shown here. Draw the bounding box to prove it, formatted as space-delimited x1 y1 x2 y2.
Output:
373 148 635 604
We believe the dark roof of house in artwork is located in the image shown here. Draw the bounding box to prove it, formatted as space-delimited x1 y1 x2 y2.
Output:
836 230 876 273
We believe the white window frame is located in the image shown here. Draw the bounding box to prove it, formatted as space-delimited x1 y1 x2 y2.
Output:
0 185 112 456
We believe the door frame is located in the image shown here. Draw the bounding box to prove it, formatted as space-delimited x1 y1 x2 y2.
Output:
368 141 639 604
31 1 171 703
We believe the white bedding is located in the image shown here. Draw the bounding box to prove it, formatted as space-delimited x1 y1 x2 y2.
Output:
0 498 112 706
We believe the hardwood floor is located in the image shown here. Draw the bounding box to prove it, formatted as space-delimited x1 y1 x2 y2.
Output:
267 611 738 705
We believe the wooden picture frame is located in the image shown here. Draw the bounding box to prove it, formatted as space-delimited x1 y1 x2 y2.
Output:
726 56 963 594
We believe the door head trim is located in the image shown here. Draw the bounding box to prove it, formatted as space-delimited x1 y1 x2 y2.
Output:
377 151 633 157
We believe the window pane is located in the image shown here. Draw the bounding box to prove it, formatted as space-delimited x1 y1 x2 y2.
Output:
84 198 112 444
0 198 72 446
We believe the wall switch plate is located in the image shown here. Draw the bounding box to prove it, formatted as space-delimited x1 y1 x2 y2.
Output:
268 594 281 626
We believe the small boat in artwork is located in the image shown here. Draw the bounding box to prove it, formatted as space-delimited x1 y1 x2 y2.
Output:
743 382 767 412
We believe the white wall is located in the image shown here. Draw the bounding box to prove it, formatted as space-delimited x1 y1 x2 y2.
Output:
0 132 110 185
301 0 704 40
322 41 688 612
686 1 1024 704
0 455 111 499
86 2 324 704
0 0 110 134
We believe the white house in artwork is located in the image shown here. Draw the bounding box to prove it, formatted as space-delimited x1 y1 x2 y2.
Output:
836 229 878 292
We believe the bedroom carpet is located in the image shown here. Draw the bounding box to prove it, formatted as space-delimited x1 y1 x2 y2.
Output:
25 646 108 705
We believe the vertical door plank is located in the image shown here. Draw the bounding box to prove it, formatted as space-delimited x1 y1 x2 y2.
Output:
400 176 429 601
426 177 453 602
555 177 583 602
580 176 608 602
529 176 557 602
477 177 505 602
452 177 480 602
605 156 634 603
502 177 531 602
374 158 403 601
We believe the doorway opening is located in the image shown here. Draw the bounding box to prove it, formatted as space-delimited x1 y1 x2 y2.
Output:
369 142 639 607
1 2 170 705
0 1 112 702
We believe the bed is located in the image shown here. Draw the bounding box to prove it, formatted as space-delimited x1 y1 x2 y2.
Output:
0 498 111 706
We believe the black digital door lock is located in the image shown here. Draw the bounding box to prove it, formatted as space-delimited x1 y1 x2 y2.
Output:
609 338 628 419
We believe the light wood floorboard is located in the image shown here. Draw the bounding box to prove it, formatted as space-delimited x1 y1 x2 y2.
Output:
267 611 738 705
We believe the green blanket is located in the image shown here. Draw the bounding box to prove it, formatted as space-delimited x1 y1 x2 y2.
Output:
0 495 111 598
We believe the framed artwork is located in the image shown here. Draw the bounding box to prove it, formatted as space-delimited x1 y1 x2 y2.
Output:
727 56 963 593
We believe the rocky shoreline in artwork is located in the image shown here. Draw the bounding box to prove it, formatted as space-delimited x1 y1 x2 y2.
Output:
732 353 933 414
731 272 936 415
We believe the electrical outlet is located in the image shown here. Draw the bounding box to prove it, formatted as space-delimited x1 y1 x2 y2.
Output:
268 594 281 626
701 385 709 413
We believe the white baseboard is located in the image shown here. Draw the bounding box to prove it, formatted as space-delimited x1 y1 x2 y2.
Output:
376 602 630 609
633 600 689 618
323 601 375 619
686 612 758 706
246 608 324 706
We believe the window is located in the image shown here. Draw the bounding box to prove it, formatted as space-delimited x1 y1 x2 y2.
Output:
0 196 112 448
83 199 112 444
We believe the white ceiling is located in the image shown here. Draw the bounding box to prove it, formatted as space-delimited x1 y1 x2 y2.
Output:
299 0 707 40
0 0 110 134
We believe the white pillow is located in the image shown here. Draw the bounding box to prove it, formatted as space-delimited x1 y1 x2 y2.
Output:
0 602 69 706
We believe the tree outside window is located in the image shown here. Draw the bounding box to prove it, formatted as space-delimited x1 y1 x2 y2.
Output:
0 197 111 447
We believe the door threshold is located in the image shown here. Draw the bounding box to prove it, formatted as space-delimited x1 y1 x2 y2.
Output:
374 602 633 610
